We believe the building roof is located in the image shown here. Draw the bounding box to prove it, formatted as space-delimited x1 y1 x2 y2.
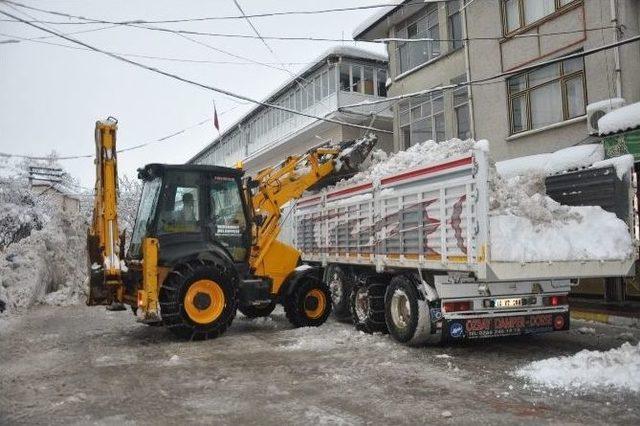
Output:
352 0 407 40
188 45 388 164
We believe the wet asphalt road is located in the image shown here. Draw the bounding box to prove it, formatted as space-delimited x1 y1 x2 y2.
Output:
0 305 639 425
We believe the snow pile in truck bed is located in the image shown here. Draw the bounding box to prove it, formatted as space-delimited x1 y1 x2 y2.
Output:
338 138 476 186
515 342 640 393
489 170 634 262
331 138 634 263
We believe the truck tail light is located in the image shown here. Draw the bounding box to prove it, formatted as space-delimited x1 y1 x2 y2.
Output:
443 301 472 313
543 295 568 307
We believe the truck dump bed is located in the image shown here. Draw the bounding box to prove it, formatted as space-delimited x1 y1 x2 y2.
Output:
294 149 636 282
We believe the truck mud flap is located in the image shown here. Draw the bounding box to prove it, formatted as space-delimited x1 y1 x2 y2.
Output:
443 312 570 341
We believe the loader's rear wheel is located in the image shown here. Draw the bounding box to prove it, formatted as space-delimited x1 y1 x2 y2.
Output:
325 265 353 322
284 276 331 327
350 278 387 334
239 302 276 318
159 260 238 341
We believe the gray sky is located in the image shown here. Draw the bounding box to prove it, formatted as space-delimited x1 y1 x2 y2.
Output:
0 0 387 187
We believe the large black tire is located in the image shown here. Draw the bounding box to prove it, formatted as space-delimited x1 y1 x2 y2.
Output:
384 275 431 346
350 277 387 334
284 275 332 327
239 302 276 318
324 265 353 322
159 259 238 341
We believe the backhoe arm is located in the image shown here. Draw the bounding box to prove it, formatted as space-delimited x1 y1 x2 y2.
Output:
248 133 377 292
87 118 124 305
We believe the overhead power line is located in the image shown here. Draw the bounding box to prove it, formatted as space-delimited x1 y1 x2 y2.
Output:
0 8 392 147
339 34 640 111
0 1 432 25
0 31 315 65
0 1 620 45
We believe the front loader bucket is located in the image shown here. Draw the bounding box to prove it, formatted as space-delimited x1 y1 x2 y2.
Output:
337 133 378 172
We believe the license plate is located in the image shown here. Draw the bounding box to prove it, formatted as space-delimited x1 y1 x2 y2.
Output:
494 298 523 308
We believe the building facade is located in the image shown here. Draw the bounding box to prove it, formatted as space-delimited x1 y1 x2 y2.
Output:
353 0 640 161
189 46 393 175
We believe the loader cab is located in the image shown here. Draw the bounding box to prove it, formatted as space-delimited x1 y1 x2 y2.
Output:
128 164 251 266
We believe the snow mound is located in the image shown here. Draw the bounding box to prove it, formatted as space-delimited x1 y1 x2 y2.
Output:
0 210 88 314
598 102 640 136
515 342 640 393
338 138 475 186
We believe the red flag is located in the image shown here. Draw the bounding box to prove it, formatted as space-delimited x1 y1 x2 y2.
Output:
213 104 220 132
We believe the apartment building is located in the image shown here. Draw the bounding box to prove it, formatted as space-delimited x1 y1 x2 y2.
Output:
189 46 393 175
353 0 640 161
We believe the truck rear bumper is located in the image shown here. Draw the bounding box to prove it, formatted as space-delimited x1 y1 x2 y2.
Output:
442 310 569 341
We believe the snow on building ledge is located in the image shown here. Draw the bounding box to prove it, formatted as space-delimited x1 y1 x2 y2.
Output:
598 102 640 136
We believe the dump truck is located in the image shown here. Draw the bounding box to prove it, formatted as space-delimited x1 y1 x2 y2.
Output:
87 117 378 340
293 146 637 345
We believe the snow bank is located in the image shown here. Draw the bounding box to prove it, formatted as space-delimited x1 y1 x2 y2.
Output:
496 144 604 178
0 211 88 314
598 102 640 136
515 342 640 393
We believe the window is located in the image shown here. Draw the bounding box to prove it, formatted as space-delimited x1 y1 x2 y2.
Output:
157 173 201 235
209 178 247 261
507 56 586 134
322 71 329 98
328 66 336 94
399 91 445 148
363 67 375 95
377 69 388 97
339 64 350 91
448 0 463 50
452 75 471 139
351 65 362 93
314 77 321 103
396 4 440 75
503 0 579 34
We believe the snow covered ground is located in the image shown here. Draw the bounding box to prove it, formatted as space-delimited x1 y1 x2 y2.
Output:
516 342 640 393
1 305 639 425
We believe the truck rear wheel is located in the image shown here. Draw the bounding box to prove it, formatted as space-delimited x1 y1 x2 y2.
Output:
384 275 430 346
284 275 332 327
159 259 238 340
325 265 353 322
239 302 276 318
350 278 387 334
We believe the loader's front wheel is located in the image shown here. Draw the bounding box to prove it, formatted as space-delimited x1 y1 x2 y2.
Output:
284 276 331 327
159 260 238 340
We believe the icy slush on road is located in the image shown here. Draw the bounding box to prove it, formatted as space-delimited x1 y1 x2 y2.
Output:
294 139 636 345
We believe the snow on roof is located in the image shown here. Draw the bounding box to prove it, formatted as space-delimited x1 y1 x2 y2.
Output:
598 102 640 136
496 144 604 178
352 0 406 40
189 45 388 163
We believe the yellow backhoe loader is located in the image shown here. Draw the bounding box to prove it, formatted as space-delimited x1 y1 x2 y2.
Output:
87 117 377 340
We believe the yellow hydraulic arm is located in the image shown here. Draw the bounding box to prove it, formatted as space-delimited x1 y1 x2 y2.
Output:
90 118 122 285
248 133 377 294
